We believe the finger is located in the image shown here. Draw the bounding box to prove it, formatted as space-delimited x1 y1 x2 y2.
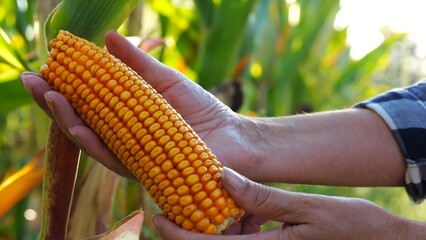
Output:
222 167 316 224
68 125 135 179
19 72 54 118
221 212 250 234
44 91 84 134
221 222 242 235
104 30 182 93
240 215 268 234
222 213 266 235
153 215 289 240
43 91 134 179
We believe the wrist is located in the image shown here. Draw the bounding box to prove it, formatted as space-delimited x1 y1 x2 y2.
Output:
394 217 426 240
375 208 426 240
236 115 297 182
233 115 268 180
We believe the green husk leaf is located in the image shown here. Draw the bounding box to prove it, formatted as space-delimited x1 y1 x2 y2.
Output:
45 0 139 46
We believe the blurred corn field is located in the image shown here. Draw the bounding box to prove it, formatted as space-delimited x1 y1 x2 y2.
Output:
0 0 425 239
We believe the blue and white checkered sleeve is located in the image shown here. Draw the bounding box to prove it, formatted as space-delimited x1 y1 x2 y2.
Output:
354 80 426 203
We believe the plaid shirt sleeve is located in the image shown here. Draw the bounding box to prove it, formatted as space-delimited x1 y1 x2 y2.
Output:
354 80 426 203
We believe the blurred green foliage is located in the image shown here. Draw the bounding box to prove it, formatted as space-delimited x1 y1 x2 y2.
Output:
0 0 424 239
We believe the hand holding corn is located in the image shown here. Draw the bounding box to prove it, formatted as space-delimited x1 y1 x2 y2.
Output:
22 30 258 181
21 30 251 234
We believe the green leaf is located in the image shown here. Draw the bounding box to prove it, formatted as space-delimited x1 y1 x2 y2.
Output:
194 0 214 27
45 0 140 46
334 33 406 91
197 0 258 89
269 0 340 115
0 28 25 71
0 78 32 115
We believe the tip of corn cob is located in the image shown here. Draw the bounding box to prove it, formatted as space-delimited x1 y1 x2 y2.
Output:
40 30 244 234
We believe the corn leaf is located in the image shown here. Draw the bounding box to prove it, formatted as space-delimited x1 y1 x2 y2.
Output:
195 0 258 89
84 210 144 240
194 0 214 27
0 77 32 115
270 0 340 115
334 33 406 91
45 0 139 46
0 149 45 218
68 162 120 240
0 28 30 71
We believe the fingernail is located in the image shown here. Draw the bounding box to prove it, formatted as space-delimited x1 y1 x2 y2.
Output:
152 215 160 230
19 74 33 95
68 126 84 150
222 167 246 192
68 126 77 138
107 29 118 35
44 92 55 113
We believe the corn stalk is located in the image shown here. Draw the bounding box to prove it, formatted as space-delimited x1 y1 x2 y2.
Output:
39 122 80 239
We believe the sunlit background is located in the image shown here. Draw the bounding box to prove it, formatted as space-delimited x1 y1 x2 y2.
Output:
286 0 426 84
337 0 426 60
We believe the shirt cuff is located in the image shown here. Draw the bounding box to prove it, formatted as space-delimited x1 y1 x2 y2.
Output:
354 80 426 203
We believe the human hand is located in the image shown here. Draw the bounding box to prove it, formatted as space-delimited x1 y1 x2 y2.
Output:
19 30 259 179
153 167 413 240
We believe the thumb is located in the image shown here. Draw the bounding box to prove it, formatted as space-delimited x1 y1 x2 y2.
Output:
222 167 310 224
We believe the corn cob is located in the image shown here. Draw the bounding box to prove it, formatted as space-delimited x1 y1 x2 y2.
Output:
39 30 243 234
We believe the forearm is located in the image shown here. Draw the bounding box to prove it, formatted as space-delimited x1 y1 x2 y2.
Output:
240 108 405 186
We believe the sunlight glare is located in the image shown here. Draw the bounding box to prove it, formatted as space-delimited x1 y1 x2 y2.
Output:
288 2 300 27
336 0 426 59
0 28 12 44
25 25 35 41
17 0 28 12
347 28 384 60
24 209 37 221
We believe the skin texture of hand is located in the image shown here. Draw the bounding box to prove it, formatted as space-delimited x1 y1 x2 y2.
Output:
153 167 425 240
19 30 259 179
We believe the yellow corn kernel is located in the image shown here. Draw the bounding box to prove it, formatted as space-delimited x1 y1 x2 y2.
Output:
40 30 243 234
